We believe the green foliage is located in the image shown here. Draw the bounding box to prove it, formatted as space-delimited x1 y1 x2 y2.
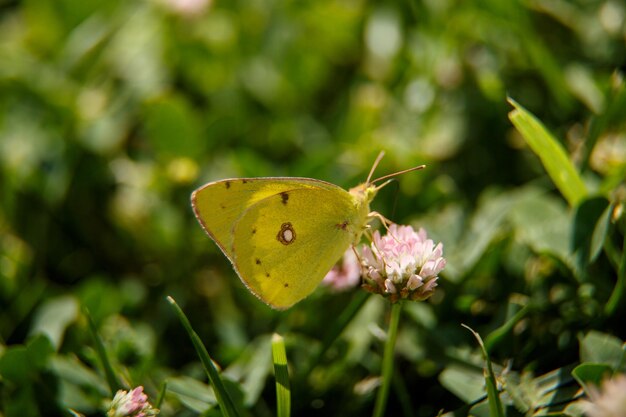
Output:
1 0 625 415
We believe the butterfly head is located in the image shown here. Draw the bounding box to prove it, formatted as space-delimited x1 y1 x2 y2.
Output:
348 182 379 206
348 153 425 218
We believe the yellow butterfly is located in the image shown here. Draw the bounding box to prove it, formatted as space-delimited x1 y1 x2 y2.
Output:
191 153 424 309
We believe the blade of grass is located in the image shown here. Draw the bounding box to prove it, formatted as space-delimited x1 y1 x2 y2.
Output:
462 324 505 417
508 97 587 207
272 333 291 417
605 231 626 316
484 304 530 353
392 364 415 417
167 296 240 417
84 308 122 395
155 380 167 409
372 302 403 417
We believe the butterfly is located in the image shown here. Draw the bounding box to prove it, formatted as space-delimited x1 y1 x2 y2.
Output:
191 152 424 309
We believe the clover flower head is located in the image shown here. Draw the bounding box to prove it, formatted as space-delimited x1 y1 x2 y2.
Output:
322 248 361 292
108 386 159 417
583 374 626 417
361 224 445 302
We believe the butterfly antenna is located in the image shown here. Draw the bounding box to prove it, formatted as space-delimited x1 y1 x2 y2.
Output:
371 164 426 185
366 151 386 185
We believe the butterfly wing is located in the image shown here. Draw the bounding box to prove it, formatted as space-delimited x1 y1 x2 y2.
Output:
231 187 364 309
191 177 342 262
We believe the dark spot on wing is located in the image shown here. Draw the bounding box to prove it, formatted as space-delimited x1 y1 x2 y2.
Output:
242 179 248 184
280 192 289 205
256 258 261 265
266 272 270 277
225 181 231 189
252 228 256 235
336 220 349 230
284 283 289 288
220 204 226 209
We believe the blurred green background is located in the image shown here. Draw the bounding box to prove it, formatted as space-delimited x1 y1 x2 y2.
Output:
1 0 625 415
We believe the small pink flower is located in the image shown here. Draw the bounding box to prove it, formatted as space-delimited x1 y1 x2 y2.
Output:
108 386 159 417
322 249 361 292
361 224 445 302
161 0 211 17
583 374 626 417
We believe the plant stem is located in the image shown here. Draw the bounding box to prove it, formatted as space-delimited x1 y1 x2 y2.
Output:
84 309 122 395
372 301 403 417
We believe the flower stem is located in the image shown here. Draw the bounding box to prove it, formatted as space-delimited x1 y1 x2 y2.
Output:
372 301 403 417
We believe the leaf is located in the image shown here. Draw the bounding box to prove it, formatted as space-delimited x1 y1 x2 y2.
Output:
50 356 109 395
0 334 54 383
572 197 611 274
503 365 581 415
508 98 587 207
167 376 217 413
444 189 518 281
572 363 613 394
468 400 491 417
223 335 272 407
51 355 109 412
439 365 486 403
507 187 574 271
562 400 588 417
579 331 624 369
590 202 613 263
29 294 79 350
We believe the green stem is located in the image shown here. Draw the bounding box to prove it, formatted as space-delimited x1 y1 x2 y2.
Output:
84 309 122 395
372 302 403 417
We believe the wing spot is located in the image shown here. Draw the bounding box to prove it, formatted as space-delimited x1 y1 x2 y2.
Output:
336 220 349 231
284 283 289 288
225 181 231 189
220 204 226 209
252 228 256 235
277 222 296 245
256 258 261 265
266 272 270 277
242 179 248 184
280 192 289 205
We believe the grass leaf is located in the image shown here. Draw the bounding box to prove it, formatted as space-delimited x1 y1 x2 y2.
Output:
167 296 240 417
272 333 291 417
508 97 587 207
462 324 505 417
84 309 122 395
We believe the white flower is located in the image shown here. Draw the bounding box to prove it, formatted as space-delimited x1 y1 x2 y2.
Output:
583 374 626 417
108 386 159 417
361 224 445 302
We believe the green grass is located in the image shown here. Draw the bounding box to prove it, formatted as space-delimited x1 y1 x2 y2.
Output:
0 0 625 415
